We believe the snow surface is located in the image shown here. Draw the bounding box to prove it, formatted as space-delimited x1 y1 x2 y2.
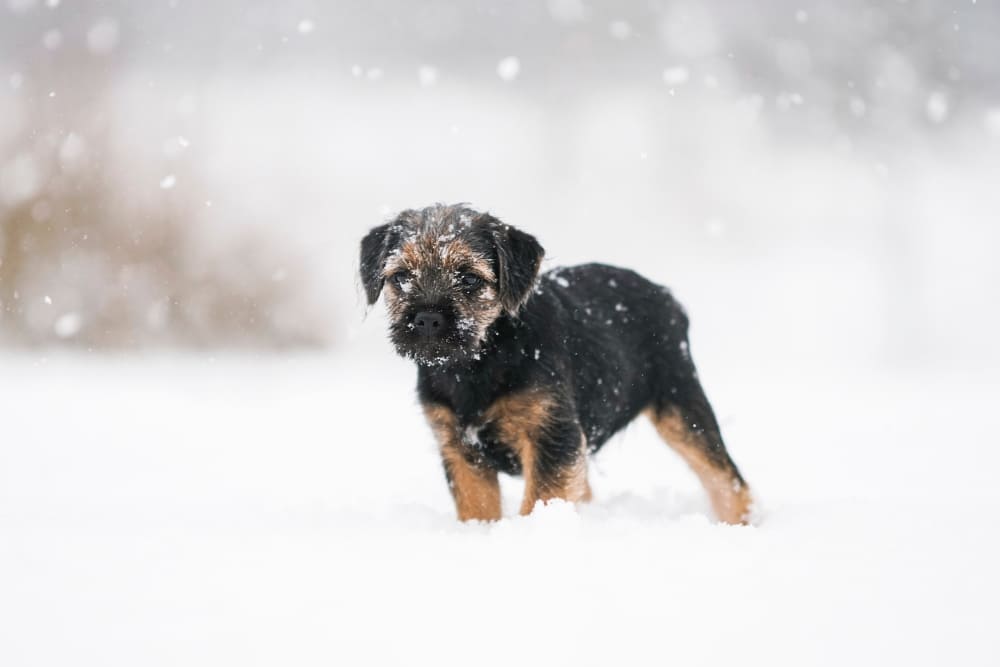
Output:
2 353 998 666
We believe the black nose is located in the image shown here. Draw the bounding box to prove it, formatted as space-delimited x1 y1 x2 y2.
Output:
413 311 446 338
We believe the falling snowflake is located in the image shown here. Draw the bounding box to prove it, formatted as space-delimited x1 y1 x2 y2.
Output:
418 65 439 86
497 56 521 82
87 18 120 54
662 66 690 86
926 92 949 124
54 312 82 338
609 20 632 40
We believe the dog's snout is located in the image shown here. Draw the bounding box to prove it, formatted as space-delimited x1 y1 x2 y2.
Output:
413 311 446 338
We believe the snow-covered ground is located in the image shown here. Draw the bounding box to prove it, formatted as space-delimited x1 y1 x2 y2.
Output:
2 351 997 666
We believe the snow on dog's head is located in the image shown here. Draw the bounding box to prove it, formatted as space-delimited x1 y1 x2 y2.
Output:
360 203 544 366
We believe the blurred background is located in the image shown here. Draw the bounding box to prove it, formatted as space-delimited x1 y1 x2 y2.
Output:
1 0 998 371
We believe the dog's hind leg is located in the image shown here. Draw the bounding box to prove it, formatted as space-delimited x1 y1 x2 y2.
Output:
646 374 753 525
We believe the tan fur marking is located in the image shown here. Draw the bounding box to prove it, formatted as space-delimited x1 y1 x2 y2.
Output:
385 238 495 282
424 404 501 522
485 392 590 515
646 408 753 524
578 432 594 503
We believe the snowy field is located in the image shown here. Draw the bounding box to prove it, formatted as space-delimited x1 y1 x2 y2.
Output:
3 2 1000 665
2 351 998 666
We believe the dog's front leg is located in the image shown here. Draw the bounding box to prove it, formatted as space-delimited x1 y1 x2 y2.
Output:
483 391 592 516
423 404 501 521
517 423 591 516
439 444 502 521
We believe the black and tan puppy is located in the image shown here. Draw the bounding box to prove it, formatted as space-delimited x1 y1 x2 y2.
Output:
360 203 753 524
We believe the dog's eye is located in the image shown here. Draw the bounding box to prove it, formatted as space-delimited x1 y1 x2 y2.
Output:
458 273 482 288
390 271 411 287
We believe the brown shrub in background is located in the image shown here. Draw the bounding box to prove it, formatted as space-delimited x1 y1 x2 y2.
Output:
0 57 331 349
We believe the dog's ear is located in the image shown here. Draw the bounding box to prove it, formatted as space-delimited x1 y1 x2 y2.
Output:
490 220 545 315
359 223 395 305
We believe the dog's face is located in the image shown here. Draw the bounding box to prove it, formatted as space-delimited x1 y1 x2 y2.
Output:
360 204 544 366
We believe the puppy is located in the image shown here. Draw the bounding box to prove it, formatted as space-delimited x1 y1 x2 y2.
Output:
360 203 753 524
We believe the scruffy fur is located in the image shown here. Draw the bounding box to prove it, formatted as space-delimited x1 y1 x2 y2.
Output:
360 203 753 524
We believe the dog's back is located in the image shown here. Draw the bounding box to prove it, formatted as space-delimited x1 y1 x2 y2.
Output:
524 263 694 452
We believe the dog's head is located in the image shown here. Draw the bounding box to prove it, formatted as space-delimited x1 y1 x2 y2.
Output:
360 204 544 366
